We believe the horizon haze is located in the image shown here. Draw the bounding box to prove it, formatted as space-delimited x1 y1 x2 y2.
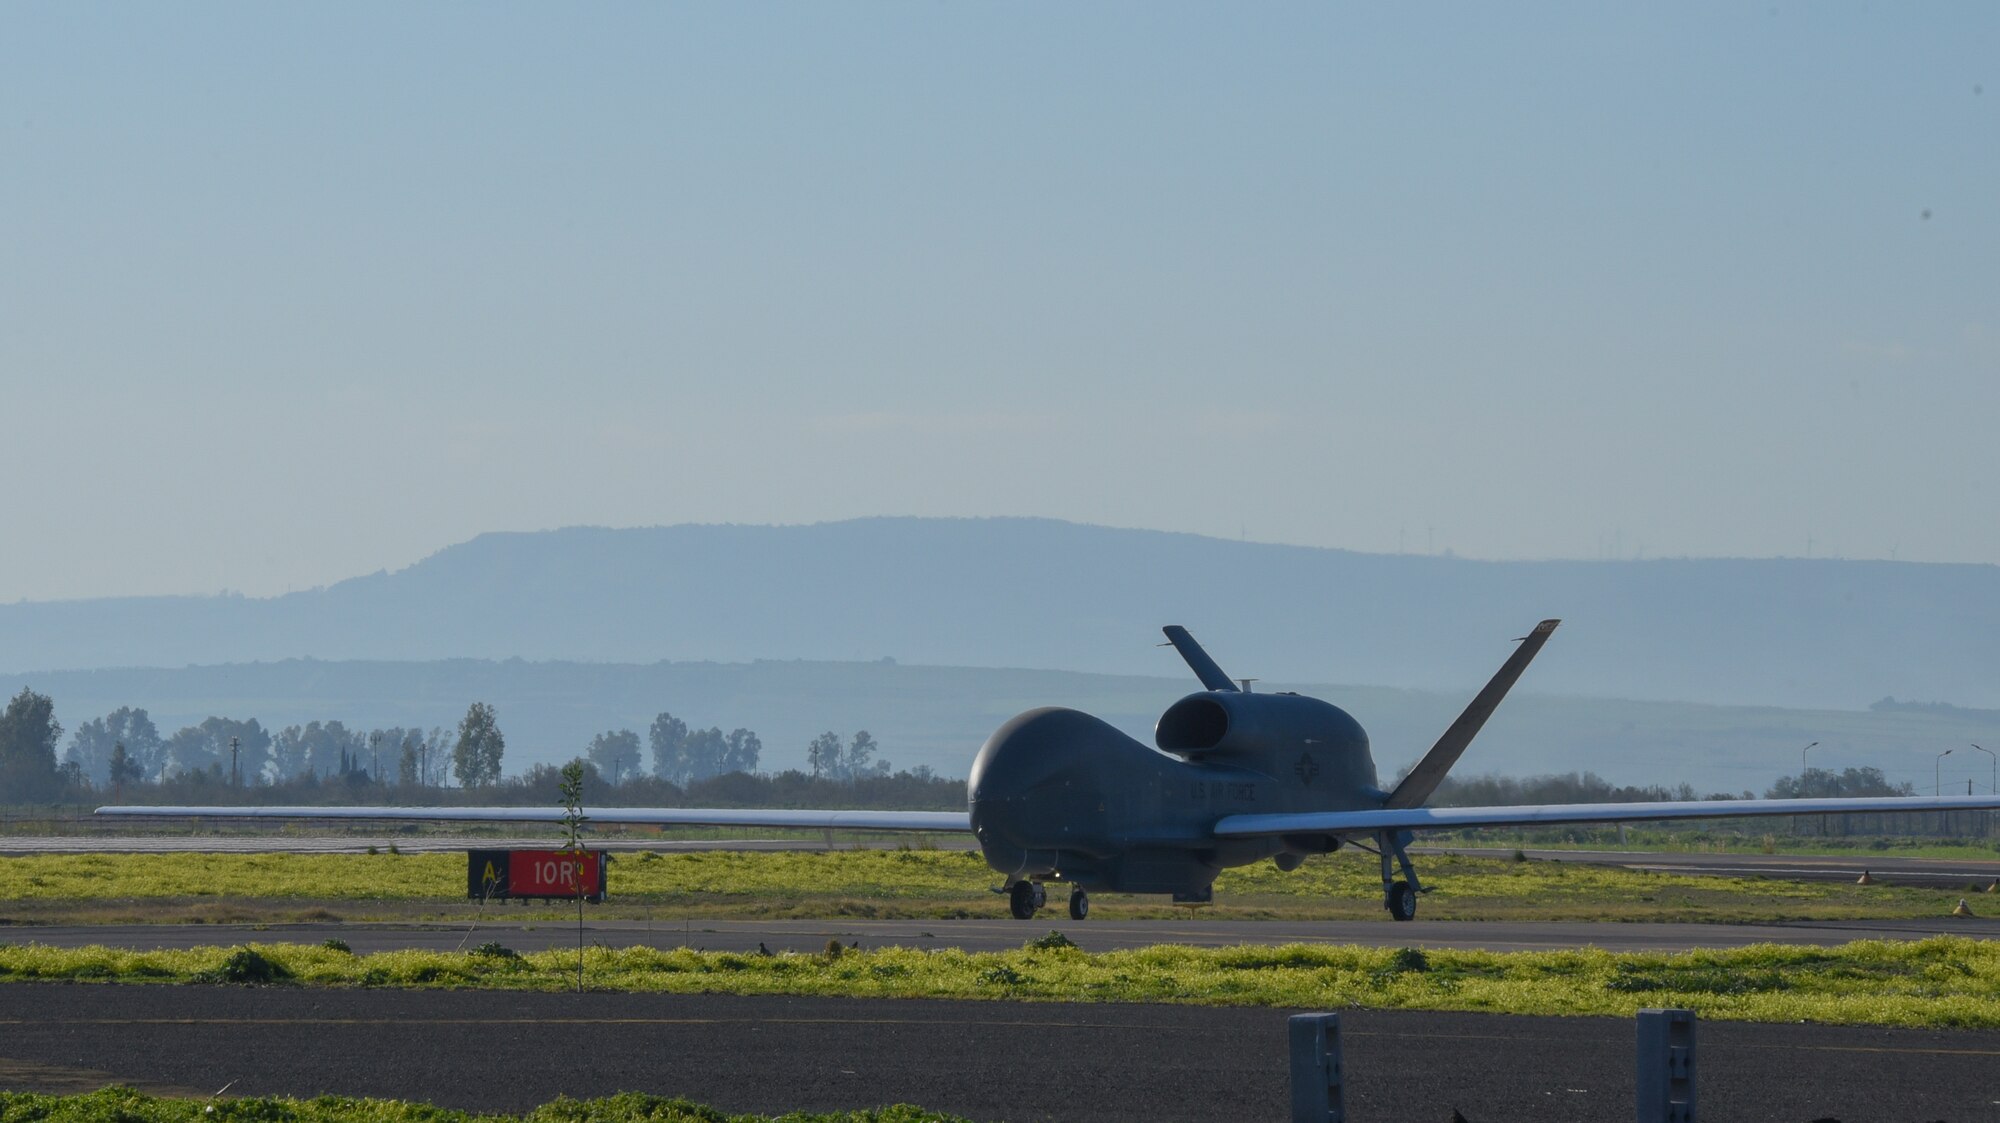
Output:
4 5 1997 603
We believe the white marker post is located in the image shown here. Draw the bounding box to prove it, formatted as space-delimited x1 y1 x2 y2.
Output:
1288 1012 1345 1122
1636 1008 1696 1123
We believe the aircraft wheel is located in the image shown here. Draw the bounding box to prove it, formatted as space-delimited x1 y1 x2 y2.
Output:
1009 881 1039 920
1068 889 1089 920
1385 880 1417 922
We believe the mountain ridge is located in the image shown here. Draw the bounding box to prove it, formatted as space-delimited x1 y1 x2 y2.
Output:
3 517 1995 710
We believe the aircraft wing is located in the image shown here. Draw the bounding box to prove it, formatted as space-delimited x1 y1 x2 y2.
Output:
94 805 972 832
1213 793 2000 837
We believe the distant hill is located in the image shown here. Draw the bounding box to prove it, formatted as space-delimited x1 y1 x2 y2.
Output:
5 657 1993 794
3 517 1997 709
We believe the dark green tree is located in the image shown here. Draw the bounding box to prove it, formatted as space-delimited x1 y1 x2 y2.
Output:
721 728 762 774
164 717 271 781
846 730 885 778
807 730 841 780
647 712 688 782
397 737 420 787
452 702 505 787
585 729 642 785
107 741 144 794
0 688 63 802
66 706 163 786
685 727 726 782
1766 766 1912 799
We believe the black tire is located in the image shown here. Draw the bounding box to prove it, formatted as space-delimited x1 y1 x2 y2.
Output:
1009 881 1038 920
1068 890 1089 920
1386 879 1417 922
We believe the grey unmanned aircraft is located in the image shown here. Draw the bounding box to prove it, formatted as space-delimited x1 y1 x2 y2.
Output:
102 621 2000 921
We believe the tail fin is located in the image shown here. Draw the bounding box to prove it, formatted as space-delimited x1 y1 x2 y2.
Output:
1161 626 1238 692
1385 619 1560 809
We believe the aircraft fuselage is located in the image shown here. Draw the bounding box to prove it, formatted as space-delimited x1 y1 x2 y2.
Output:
967 695 1381 901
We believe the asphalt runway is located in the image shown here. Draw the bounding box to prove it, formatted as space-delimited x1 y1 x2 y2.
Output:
12 915 2000 955
1422 845 2000 889
2 983 1996 1122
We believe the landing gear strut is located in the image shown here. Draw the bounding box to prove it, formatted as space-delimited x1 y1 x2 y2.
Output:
1068 889 1090 920
1009 880 1046 920
1377 830 1424 922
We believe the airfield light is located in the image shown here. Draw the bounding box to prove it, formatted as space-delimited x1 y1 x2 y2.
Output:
1969 744 1996 795
1937 748 1954 796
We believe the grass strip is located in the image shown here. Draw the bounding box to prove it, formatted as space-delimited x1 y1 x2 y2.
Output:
3 936 1999 1029
0 848 1974 923
0 1087 967 1123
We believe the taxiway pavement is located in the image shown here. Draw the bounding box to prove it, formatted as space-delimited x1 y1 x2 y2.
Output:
1 983 1995 1122
12 915 1998 955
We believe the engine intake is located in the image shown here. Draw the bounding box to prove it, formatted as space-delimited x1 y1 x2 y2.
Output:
1155 691 1368 762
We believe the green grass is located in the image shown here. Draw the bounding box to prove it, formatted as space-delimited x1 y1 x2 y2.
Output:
0 847 1984 924
2 936 1999 1028
0 1087 966 1123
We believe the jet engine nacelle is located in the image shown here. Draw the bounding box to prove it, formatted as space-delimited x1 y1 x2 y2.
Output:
1156 690 1367 760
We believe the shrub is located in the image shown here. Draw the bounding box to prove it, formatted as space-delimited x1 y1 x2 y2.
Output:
321 938 352 954
203 948 291 985
1386 947 1429 973
1029 930 1077 951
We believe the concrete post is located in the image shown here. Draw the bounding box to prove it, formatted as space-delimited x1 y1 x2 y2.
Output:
1288 1012 1345 1123
1636 1008 1696 1123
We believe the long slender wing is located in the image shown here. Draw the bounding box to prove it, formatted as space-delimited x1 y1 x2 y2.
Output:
95 805 972 832
1214 793 2000 837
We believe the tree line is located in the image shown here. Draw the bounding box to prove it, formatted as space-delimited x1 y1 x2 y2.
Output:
0 687 933 807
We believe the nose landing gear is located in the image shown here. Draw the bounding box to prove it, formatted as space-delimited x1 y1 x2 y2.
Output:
1384 879 1417 922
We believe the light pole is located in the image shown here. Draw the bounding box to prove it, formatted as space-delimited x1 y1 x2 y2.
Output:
1801 741 1820 778
370 732 382 786
229 736 240 789
1937 748 1954 796
1970 743 1996 795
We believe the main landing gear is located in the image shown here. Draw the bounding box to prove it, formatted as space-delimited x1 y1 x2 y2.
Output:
1008 880 1047 920
1008 881 1090 920
1375 830 1425 922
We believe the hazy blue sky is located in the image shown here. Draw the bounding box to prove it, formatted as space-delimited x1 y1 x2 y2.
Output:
4 4 1995 601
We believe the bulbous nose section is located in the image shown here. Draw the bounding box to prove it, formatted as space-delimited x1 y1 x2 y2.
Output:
969 706 1140 859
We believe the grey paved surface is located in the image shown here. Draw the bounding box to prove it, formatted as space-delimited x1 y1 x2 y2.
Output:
1421 845 2000 888
10 915 1999 955
1 983 1997 1122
